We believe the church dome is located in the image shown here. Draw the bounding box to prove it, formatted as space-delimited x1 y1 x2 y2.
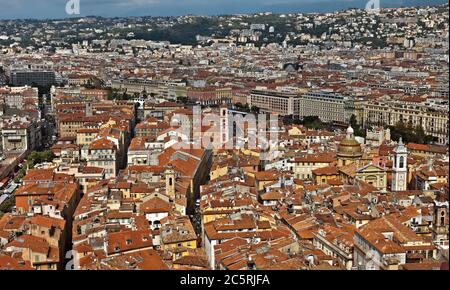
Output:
338 138 363 157
338 126 363 158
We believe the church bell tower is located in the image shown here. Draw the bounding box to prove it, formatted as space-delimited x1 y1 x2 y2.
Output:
391 137 408 191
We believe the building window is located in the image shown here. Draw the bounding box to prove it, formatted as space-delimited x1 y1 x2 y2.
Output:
399 156 405 168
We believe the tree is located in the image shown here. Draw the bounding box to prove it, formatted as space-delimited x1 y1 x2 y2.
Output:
350 114 366 138
234 103 250 112
107 89 130 100
350 114 358 128
0 196 15 217
301 116 326 130
388 122 436 144
177 96 189 104
250 106 260 114
27 150 55 165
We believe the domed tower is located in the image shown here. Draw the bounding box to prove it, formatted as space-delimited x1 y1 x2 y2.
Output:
391 137 408 191
337 125 363 167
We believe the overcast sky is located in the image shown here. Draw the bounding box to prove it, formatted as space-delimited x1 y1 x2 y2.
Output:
0 0 446 20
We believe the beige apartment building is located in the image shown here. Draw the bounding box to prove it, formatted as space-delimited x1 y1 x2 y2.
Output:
292 153 336 180
363 101 449 144
86 138 118 179
187 87 233 105
58 114 86 138
1 116 41 152
111 78 187 100
248 89 298 115
1 86 39 110
248 89 354 123
300 92 354 123
76 128 100 147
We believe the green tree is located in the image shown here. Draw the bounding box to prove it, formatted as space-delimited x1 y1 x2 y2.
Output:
234 103 250 112
250 106 260 114
350 114 358 128
0 195 15 217
177 96 189 104
350 114 366 138
388 122 436 144
302 116 326 130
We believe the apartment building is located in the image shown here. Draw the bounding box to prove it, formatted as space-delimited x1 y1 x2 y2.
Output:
1 116 41 152
248 89 354 123
10 70 56 87
299 92 354 123
160 216 198 260
1 86 39 110
292 153 336 180
366 127 391 147
127 136 163 165
363 101 449 144
353 215 436 270
248 89 299 115
111 78 187 100
187 87 233 105
86 138 118 179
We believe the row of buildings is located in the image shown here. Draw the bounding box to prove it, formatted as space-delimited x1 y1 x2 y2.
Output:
248 88 449 144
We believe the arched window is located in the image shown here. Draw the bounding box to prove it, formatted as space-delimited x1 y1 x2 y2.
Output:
169 177 173 186
399 156 405 168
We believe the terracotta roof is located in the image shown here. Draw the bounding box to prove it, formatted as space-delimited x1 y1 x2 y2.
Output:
140 197 171 214
89 138 116 150
313 165 339 176
0 255 34 270
29 215 66 230
107 230 153 255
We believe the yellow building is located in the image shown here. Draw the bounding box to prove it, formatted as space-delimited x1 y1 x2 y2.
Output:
240 147 261 158
288 126 303 136
354 100 366 125
210 164 228 181
253 170 279 192
406 143 448 158
312 165 340 185
76 128 99 146
292 153 335 180
161 216 198 260
59 118 85 138
355 164 387 191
